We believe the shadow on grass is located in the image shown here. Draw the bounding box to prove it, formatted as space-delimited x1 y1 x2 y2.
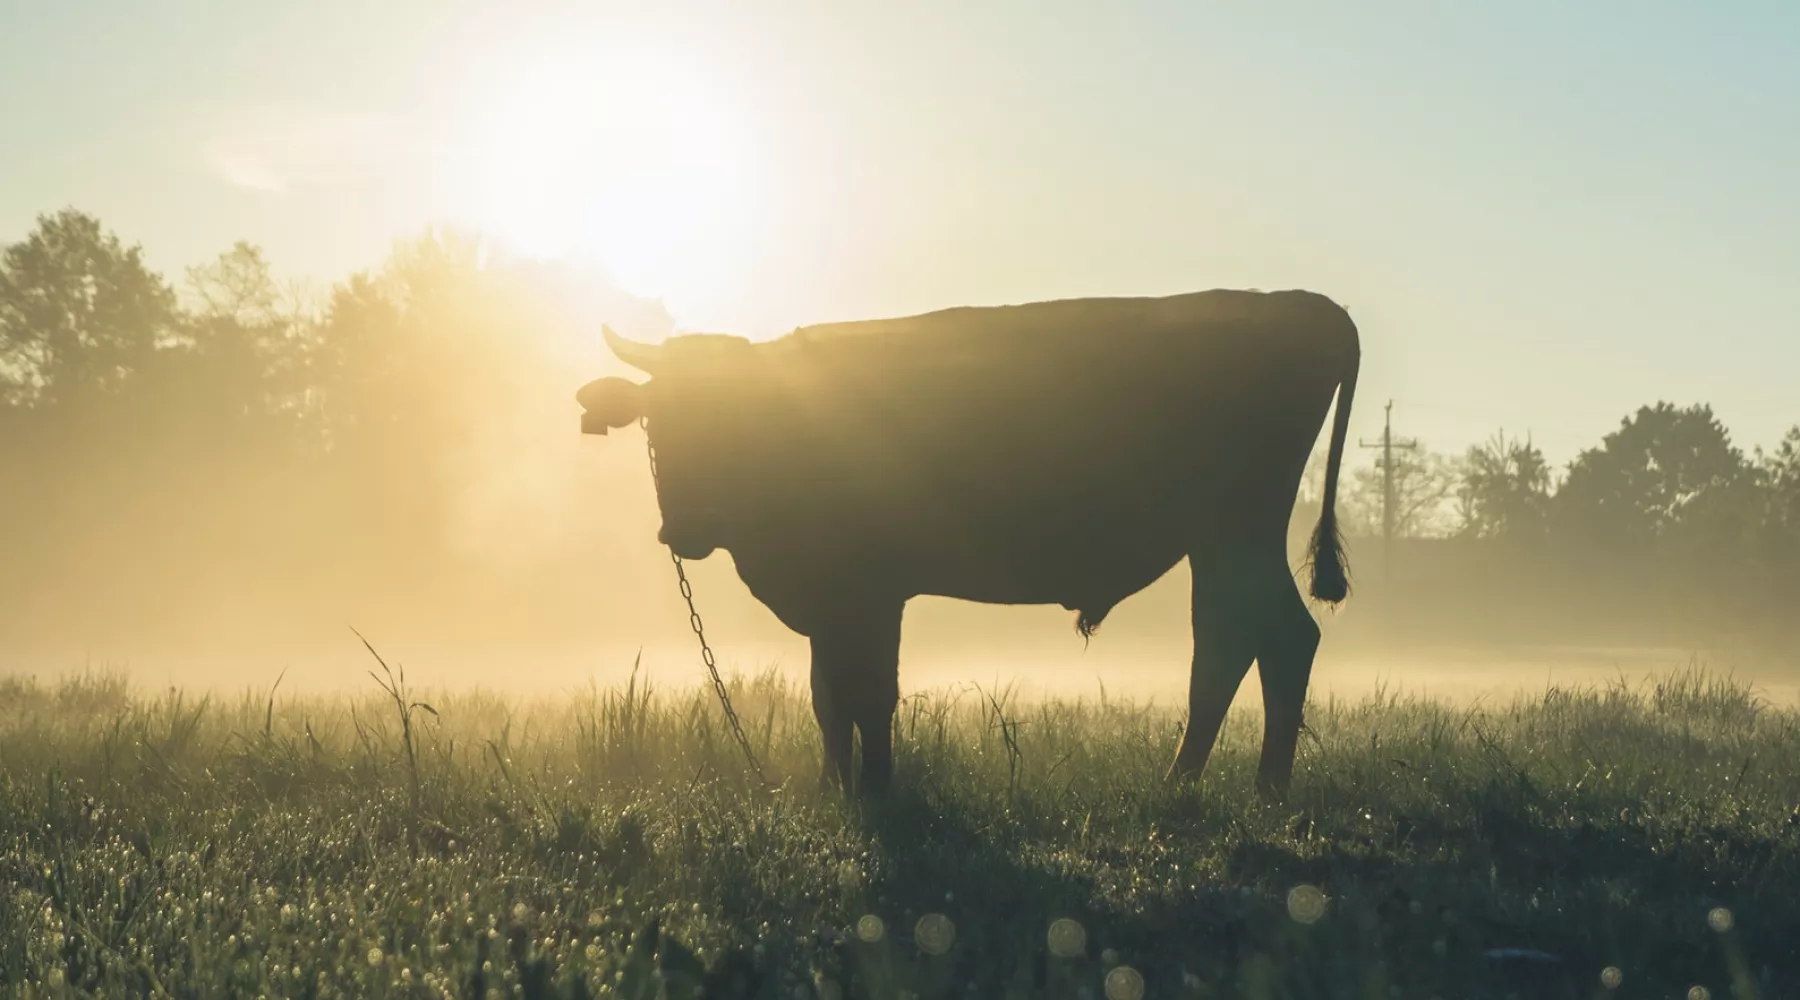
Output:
770 771 1798 1000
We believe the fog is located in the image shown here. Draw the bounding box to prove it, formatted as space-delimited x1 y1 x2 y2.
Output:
8 511 1794 715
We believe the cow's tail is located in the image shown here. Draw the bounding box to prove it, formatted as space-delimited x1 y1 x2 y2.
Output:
1307 336 1360 604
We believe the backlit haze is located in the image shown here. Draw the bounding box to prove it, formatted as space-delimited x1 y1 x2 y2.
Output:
4 1 1798 705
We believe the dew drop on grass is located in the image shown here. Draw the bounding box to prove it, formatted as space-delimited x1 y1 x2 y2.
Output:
1287 885 1328 925
914 914 954 955
1104 966 1145 1000
1047 918 1086 958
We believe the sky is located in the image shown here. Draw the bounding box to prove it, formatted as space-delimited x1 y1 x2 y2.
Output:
2 0 1797 465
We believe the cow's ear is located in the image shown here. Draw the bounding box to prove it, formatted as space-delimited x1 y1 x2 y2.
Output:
576 377 645 435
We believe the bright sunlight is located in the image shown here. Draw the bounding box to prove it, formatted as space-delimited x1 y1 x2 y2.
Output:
471 42 763 303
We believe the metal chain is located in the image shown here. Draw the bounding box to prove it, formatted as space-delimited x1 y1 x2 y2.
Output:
641 417 770 787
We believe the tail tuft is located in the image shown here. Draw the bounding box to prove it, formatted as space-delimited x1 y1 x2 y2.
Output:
1074 607 1108 640
1307 511 1350 603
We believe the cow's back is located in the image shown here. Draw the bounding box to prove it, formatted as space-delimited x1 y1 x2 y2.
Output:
757 289 1352 489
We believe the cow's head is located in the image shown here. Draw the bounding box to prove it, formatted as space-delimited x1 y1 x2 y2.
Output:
577 326 769 560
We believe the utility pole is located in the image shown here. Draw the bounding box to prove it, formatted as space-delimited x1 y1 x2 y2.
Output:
1358 400 1419 580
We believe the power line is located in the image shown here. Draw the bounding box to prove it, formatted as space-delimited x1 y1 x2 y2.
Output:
1359 400 1418 580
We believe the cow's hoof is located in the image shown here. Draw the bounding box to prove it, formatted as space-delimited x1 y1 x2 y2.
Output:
1254 778 1292 804
1164 759 1205 785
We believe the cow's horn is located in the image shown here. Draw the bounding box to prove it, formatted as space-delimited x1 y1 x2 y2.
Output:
603 325 663 374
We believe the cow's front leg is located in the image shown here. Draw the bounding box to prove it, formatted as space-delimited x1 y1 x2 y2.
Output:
808 599 905 798
809 653 855 792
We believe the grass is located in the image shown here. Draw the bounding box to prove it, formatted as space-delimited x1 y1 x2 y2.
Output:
2 660 1798 999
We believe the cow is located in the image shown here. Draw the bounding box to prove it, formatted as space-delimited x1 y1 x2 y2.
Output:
576 288 1359 799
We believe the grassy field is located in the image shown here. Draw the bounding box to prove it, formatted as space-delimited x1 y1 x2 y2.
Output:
2 661 1797 1000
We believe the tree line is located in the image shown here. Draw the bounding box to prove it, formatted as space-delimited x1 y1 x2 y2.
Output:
1319 412 1800 551
1296 402 1800 647
0 208 684 649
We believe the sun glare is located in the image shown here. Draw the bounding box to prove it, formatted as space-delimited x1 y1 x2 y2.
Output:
472 44 762 302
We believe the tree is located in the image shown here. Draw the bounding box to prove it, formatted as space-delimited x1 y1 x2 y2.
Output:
1554 402 1753 549
1456 430 1553 541
177 241 320 434
309 228 496 451
1345 446 1463 538
302 228 564 562
1755 426 1800 555
187 241 281 326
0 209 177 406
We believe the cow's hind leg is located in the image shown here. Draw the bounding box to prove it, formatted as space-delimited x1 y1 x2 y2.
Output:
809 600 905 798
1168 561 1262 783
1254 575 1322 800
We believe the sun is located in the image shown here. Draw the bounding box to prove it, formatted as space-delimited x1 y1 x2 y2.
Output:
471 43 762 302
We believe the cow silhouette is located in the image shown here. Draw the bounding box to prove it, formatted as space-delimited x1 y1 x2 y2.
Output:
578 289 1358 798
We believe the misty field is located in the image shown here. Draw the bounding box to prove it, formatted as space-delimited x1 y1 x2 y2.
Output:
3 663 1797 1000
